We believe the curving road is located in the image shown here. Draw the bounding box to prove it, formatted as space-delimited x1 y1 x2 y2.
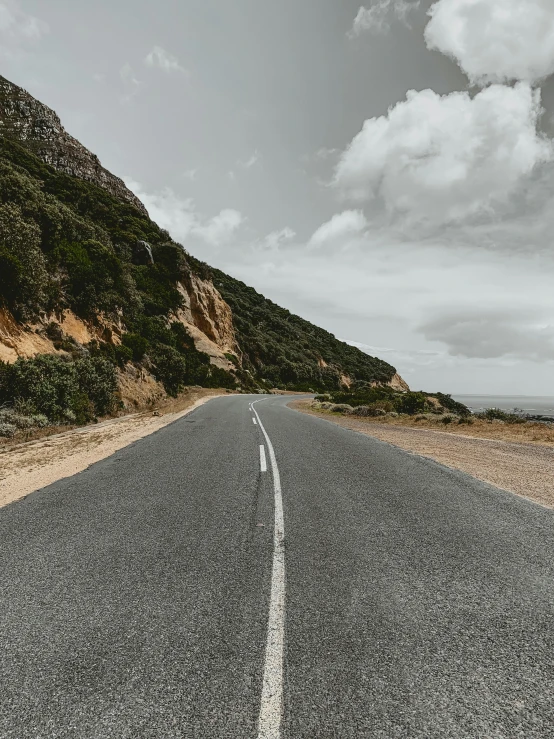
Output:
0 394 553 738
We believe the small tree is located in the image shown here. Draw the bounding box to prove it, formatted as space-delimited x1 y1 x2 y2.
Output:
0 203 48 318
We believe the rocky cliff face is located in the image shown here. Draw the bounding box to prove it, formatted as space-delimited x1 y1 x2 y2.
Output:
175 274 240 371
0 76 147 216
387 373 410 392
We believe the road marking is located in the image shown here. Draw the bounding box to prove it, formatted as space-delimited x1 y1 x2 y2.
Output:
252 399 286 739
260 445 267 472
253 417 258 425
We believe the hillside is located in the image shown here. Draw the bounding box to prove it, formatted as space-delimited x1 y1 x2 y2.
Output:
0 76 403 428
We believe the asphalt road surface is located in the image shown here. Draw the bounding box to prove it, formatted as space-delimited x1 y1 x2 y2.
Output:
1 395 553 738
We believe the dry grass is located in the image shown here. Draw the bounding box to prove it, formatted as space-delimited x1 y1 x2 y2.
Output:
291 401 554 447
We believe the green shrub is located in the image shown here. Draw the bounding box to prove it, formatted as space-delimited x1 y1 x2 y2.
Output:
151 345 187 396
0 354 118 423
0 422 16 437
52 239 130 318
0 203 49 317
206 366 237 389
395 392 427 415
331 404 354 414
74 357 119 417
114 344 133 366
122 333 149 361
434 393 471 417
477 408 524 423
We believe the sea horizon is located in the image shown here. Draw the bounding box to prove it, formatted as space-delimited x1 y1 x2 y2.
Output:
451 394 554 417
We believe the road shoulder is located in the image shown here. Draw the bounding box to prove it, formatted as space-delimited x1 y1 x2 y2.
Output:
291 401 554 509
0 389 225 509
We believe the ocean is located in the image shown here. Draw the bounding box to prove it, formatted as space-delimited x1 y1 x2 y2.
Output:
452 395 554 418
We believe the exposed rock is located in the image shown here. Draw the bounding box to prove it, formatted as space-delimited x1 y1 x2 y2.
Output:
372 372 410 392
340 374 352 388
0 308 120 364
0 309 60 362
134 240 155 265
174 275 240 370
0 76 148 216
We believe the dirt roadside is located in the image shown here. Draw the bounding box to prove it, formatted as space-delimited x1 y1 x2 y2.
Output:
0 389 225 509
292 401 554 509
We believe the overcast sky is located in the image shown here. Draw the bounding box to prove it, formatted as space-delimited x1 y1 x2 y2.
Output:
3 0 554 394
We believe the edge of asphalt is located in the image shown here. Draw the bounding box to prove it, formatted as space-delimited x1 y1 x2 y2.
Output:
0 393 231 509
286 400 554 513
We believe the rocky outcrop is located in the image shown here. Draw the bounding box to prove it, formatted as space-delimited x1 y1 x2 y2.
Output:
0 76 148 216
0 309 120 364
0 309 57 363
387 373 410 392
371 372 410 392
175 275 240 370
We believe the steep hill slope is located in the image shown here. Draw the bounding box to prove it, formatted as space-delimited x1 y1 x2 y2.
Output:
0 76 404 424
0 76 147 215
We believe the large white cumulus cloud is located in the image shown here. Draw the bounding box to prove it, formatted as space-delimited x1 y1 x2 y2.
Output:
425 0 554 85
333 83 552 222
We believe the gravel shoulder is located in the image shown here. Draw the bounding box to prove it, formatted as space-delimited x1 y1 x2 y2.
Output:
0 389 224 509
292 401 554 509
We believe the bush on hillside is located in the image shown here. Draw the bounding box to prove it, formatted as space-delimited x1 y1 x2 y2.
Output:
0 354 118 423
395 392 427 416
0 203 49 318
150 345 188 397
433 393 471 417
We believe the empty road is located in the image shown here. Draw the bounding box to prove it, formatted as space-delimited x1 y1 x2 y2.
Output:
0 394 553 737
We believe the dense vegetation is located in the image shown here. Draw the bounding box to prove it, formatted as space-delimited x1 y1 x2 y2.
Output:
0 354 118 427
0 134 396 425
208 268 395 391
317 384 471 417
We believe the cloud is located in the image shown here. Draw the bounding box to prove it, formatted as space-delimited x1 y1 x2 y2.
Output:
348 1 420 37
238 150 260 169
145 46 188 75
120 63 141 102
333 83 552 223
124 179 244 247
263 227 296 250
315 147 338 160
420 310 554 361
308 210 368 247
125 179 196 242
425 0 554 85
192 209 244 246
0 1 48 57
182 168 197 181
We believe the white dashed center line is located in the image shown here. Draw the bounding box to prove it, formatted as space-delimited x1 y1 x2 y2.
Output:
251 399 286 739
259 444 267 472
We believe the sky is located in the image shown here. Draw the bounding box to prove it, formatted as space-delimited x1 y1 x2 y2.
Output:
3 0 554 394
